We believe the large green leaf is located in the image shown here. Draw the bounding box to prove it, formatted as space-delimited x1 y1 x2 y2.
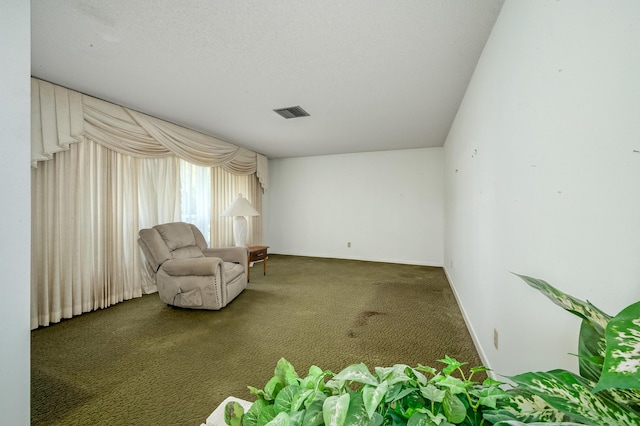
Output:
369 412 384 426
594 301 640 392
301 398 324 426
299 365 331 392
225 401 245 426
515 275 612 334
257 404 277 426
471 385 511 409
243 400 268 426
432 375 468 395
493 421 587 426
323 394 350 426
509 369 640 425
577 319 605 382
406 367 429 386
374 364 413 385
483 396 568 426
362 381 389 419
441 391 466 424
274 385 302 414
264 376 286 401
274 358 300 387
406 412 436 426
288 410 305 426
343 391 371 426
419 383 445 403
332 363 379 386
264 412 290 426
438 356 468 376
385 384 419 403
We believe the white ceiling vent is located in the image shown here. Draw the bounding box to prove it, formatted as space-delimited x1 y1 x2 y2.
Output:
273 106 310 119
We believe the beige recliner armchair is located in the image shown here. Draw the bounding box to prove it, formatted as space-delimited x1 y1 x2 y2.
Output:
138 222 248 310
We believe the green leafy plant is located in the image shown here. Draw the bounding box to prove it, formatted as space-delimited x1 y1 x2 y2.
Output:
225 357 510 426
485 275 640 426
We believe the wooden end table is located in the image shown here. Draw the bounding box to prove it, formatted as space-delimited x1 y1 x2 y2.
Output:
247 246 269 282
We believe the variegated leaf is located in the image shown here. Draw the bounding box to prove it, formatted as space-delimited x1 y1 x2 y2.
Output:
493 421 588 426
224 401 244 426
432 375 468 395
577 319 605 382
406 366 429 386
420 383 446 403
264 411 290 426
488 390 568 423
594 301 640 392
332 363 379 386
373 364 412 385
362 381 389 419
406 412 436 426
274 357 300 387
473 385 511 409
442 391 466 424
515 274 612 334
509 369 640 425
342 391 371 426
323 394 350 426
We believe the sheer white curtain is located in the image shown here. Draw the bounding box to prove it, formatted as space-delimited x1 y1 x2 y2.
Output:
180 160 211 245
31 139 180 328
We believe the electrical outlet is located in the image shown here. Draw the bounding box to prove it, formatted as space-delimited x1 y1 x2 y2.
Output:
493 328 499 350
347 242 351 248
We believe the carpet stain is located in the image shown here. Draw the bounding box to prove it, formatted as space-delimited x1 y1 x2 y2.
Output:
348 310 386 338
31 368 94 424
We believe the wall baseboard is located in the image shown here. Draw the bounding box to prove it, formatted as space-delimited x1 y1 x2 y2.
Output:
270 251 443 267
442 266 495 378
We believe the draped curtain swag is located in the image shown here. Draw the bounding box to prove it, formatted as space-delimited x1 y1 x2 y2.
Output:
31 78 268 191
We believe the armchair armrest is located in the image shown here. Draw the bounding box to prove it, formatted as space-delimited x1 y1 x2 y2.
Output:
203 247 249 271
161 257 222 276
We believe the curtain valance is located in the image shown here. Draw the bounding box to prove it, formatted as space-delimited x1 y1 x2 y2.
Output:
31 78 268 190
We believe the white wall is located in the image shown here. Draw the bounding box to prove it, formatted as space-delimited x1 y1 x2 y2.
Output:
444 0 640 377
266 148 444 266
0 1 31 424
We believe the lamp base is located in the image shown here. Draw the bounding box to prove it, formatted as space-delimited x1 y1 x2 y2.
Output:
233 216 248 247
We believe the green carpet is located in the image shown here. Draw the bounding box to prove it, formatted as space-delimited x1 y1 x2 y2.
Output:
31 255 483 425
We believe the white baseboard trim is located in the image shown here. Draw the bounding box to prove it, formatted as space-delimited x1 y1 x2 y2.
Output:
442 266 495 378
269 251 443 267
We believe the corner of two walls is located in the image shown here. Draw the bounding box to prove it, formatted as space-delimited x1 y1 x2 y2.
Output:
443 0 640 377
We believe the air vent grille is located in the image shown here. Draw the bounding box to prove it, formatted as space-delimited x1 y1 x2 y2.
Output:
273 105 310 119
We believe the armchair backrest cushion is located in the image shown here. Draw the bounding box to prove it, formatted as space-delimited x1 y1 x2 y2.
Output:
138 222 209 272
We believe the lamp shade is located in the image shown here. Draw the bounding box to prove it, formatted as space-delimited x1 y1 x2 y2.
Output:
221 194 260 217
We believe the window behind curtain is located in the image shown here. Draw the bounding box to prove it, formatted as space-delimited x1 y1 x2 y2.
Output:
180 160 263 247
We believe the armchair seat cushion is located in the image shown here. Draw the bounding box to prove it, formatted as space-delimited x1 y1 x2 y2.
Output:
162 258 221 276
223 262 245 283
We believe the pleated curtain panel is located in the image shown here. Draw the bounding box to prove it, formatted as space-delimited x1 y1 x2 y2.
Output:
30 78 268 329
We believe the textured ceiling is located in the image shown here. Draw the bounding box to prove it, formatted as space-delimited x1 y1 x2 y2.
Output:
31 0 504 159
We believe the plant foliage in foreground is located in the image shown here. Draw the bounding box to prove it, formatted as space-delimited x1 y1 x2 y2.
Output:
484 275 640 426
225 275 640 425
225 356 510 426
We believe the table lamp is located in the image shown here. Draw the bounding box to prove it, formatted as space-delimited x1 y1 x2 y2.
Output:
221 194 260 247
